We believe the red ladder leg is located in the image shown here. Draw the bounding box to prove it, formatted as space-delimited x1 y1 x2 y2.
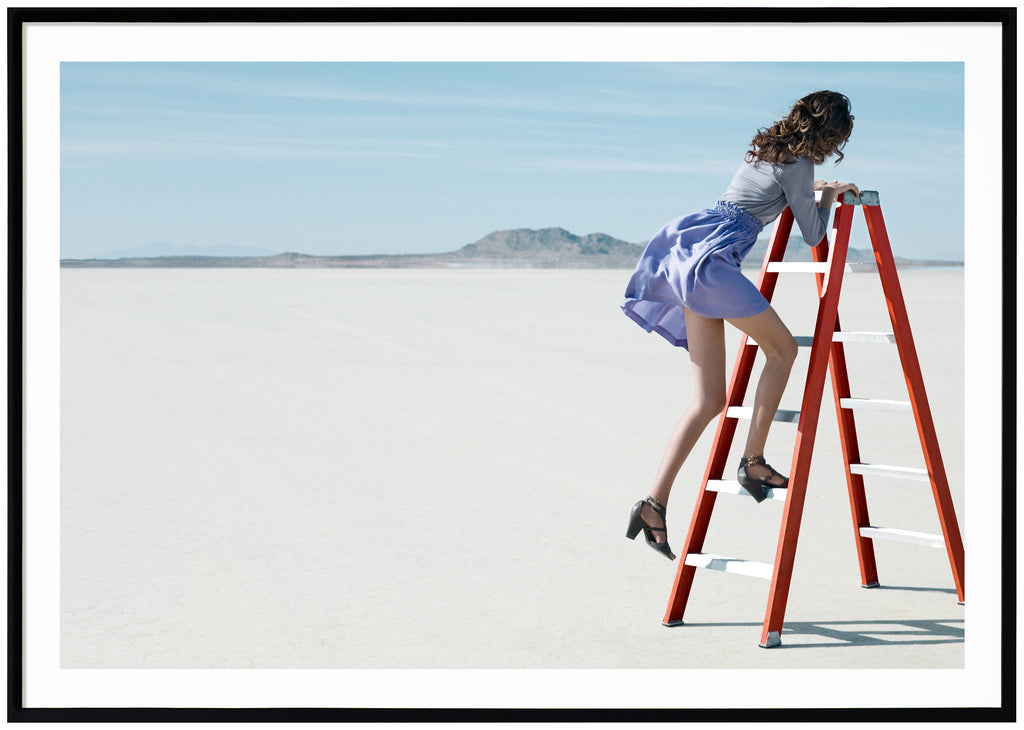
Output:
810 242 880 588
861 201 965 602
759 199 856 647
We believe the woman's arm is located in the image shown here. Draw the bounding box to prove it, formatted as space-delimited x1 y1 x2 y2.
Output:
816 179 860 211
780 160 831 245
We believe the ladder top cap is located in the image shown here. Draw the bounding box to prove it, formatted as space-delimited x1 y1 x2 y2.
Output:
844 190 879 206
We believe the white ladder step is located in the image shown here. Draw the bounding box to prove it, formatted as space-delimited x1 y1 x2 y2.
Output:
750 333 893 348
766 262 863 274
833 331 895 344
746 335 814 347
849 463 929 481
707 479 787 502
859 526 945 549
726 406 801 423
839 397 912 413
684 553 774 580
767 262 828 273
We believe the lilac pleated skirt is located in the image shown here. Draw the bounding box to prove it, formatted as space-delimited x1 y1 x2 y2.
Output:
621 201 768 349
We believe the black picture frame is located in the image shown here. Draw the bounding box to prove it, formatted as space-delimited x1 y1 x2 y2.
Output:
8 5 1016 722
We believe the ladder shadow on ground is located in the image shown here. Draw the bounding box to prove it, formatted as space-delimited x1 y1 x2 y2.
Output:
682 617 963 650
776 617 964 649
872 584 959 596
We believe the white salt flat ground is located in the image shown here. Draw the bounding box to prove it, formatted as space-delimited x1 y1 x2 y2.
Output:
61 268 966 671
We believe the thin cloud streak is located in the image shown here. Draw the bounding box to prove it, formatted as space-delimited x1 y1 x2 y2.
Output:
508 155 729 175
61 137 450 161
65 67 767 122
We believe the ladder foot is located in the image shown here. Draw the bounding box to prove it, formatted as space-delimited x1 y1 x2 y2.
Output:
958 601 965 606
662 620 685 627
759 631 782 649
861 582 880 589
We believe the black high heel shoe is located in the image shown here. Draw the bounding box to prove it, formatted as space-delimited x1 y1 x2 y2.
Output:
737 455 789 503
626 496 676 560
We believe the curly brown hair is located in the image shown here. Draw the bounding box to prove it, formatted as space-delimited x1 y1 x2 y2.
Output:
746 91 854 165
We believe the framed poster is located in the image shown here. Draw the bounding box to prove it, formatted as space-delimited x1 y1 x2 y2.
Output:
10 5 1013 721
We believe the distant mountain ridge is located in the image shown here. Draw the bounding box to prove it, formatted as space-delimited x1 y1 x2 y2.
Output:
63 227 647 269
450 227 642 266
62 227 961 269
93 242 279 259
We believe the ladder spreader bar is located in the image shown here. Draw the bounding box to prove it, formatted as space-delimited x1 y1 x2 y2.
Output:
859 526 945 549
706 479 787 502
684 553 774 580
839 397 912 413
726 406 801 423
849 463 929 481
832 331 896 344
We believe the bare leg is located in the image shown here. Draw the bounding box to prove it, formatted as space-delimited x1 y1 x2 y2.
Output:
641 307 727 536
727 306 798 485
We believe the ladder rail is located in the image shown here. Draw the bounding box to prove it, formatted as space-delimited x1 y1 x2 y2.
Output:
811 242 880 589
862 202 965 601
759 197 857 647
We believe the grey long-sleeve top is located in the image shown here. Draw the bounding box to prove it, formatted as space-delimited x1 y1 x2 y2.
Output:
718 156 830 245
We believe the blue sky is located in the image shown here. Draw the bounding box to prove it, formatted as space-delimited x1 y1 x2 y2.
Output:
60 62 964 260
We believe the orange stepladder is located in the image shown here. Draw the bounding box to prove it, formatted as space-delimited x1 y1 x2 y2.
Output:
661 190 965 648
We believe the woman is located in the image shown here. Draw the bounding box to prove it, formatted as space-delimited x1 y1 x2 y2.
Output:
622 91 859 560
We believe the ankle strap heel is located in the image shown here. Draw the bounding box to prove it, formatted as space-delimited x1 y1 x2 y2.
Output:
737 455 789 504
625 496 676 561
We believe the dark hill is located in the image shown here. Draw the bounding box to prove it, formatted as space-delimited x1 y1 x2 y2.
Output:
452 227 642 266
